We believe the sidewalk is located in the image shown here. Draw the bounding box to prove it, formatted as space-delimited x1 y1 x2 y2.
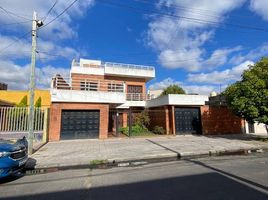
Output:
30 134 268 169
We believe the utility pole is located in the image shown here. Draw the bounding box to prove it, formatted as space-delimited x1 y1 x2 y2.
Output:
28 11 43 154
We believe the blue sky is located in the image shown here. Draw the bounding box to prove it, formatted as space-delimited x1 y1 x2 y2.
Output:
0 0 268 94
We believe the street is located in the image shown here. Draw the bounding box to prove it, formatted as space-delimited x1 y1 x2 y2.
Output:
0 152 268 200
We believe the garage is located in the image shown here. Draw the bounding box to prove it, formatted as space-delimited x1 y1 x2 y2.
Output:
175 107 201 135
60 110 100 140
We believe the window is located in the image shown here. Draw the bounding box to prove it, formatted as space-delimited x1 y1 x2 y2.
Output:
127 85 142 93
80 81 98 91
108 83 124 92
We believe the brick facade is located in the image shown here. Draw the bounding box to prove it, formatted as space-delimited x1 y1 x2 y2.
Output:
49 102 109 141
201 105 244 135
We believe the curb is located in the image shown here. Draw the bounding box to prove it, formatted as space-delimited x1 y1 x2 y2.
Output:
25 147 265 174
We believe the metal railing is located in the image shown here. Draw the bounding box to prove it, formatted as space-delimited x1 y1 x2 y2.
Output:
0 107 45 132
105 62 155 71
52 76 125 93
126 93 151 101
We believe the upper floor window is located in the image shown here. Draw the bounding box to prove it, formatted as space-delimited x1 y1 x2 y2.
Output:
108 83 124 92
80 81 98 91
127 85 143 94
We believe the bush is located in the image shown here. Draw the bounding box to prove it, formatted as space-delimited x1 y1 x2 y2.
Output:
119 127 128 135
132 124 149 134
153 126 165 135
17 95 28 107
35 97 42 107
134 111 150 128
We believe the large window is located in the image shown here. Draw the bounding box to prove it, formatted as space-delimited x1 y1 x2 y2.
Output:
80 81 98 91
108 83 124 92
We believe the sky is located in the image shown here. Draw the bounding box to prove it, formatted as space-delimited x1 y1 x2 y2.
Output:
0 0 268 95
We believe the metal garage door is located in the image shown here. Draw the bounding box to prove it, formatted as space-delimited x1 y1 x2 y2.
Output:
175 108 201 135
61 110 100 140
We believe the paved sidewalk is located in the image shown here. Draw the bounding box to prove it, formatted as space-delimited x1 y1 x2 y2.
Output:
31 134 268 169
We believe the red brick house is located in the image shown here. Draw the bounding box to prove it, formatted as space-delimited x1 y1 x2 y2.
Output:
49 58 244 141
49 59 155 141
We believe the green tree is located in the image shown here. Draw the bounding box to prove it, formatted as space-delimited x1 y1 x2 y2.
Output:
224 57 268 125
161 84 186 96
17 95 28 107
35 97 42 107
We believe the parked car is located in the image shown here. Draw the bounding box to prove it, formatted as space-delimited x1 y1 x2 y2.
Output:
0 137 28 178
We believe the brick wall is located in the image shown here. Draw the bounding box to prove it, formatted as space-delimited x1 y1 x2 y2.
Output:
201 105 244 135
71 73 147 94
49 102 109 141
148 106 169 134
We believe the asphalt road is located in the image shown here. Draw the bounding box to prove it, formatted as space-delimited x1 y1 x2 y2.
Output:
0 152 268 200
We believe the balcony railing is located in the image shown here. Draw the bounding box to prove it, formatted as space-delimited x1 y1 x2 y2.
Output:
126 93 151 101
52 76 125 93
104 62 154 71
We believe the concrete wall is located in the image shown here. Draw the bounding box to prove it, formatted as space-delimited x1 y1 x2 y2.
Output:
49 103 109 141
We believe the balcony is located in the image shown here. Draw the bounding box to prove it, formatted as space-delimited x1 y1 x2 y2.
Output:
104 62 155 80
50 75 126 104
70 59 155 80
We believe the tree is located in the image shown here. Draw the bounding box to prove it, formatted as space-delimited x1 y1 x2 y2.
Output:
161 84 186 96
35 97 42 107
224 57 268 125
17 95 28 107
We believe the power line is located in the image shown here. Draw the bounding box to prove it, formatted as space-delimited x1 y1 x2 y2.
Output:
0 20 32 27
97 0 268 33
41 0 79 28
42 0 58 22
0 6 32 21
0 31 31 55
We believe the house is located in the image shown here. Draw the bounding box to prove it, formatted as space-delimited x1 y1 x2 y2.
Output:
0 90 50 108
49 58 246 141
49 59 155 140
0 82 7 90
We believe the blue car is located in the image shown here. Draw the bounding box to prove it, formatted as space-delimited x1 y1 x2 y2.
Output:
0 137 28 178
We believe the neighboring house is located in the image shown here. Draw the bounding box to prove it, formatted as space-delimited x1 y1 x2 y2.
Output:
49 59 155 141
245 122 268 136
0 100 14 107
148 89 163 99
0 83 7 90
0 90 50 108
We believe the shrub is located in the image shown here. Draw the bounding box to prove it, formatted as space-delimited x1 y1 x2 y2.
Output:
153 126 165 135
132 124 149 134
35 97 42 107
17 95 28 107
119 127 128 135
134 111 150 128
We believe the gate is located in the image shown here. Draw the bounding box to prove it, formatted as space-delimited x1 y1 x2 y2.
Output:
0 107 49 144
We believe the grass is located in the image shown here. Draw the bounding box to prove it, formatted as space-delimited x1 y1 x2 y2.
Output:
89 159 108 165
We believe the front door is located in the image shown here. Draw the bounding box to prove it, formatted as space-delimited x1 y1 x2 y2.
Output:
175 108 201 134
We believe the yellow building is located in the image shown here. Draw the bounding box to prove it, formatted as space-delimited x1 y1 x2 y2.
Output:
0 90 50 108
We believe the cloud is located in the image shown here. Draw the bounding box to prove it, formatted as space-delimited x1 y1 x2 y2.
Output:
0 0 94 40
148 77 218 95
146 0 246 71
187 60 254 84
250 0 268 21
0 34 79 61
0 60 69 90
229 44 268 65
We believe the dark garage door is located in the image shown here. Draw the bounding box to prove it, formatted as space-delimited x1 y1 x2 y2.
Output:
61 110 100 140
175 108 201 135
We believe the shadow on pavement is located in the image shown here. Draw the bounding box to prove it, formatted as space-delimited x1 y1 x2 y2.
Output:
1 172 267 200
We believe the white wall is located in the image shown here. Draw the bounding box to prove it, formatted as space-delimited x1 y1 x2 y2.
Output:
245 121 268 136
51 89 126 104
